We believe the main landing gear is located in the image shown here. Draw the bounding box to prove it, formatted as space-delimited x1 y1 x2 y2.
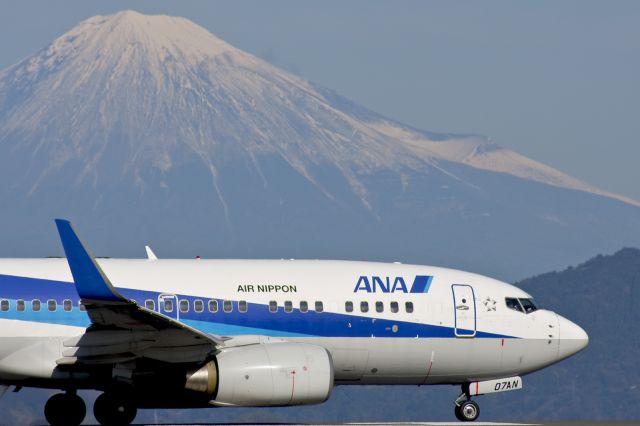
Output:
454 385 480 422
44 390 137 426
44 391 86 426
93 391 138 426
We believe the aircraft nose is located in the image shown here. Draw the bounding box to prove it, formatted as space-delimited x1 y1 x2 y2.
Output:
557 314 588 360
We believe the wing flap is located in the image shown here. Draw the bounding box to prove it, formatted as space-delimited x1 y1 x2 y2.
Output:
62 341 155 358
63 330 156 348
56 353 138 366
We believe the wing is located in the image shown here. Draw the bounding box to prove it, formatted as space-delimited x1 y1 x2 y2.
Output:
54 219 224 366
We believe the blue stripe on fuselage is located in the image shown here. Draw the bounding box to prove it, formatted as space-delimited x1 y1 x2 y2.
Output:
0 274 512 339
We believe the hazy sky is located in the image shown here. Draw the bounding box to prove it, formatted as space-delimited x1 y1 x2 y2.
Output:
1 1 638 200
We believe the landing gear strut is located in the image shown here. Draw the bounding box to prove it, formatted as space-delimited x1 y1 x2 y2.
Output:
44 391 86 426
94 391 138 426
454 385 480 422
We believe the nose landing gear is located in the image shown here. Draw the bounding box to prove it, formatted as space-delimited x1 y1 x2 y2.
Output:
454 386 480 422
455 399 480 421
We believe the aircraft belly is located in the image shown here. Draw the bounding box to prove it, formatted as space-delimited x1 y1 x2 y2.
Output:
501 337 560 375
0 320 82 381
0 335 555 387
0 336 64 380
284 337 513 384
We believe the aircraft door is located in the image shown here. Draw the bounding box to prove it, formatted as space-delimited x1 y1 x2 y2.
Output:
452 284 476 337
158 294 179 320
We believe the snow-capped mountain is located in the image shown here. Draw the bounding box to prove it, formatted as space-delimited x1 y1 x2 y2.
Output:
1 10 638 279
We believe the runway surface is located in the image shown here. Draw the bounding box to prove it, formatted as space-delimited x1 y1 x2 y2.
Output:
133 422 640 426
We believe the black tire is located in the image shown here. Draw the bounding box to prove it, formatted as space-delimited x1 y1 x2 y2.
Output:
454 404 465 421
44 393 86 426
94 392 138 426
458 400 480 422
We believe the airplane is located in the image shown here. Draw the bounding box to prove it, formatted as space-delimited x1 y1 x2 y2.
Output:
0 219 588 425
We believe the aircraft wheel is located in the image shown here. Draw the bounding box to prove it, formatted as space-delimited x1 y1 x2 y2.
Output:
44 392 86 426
94 391 137 426
457 399 480 422
454 404 465 421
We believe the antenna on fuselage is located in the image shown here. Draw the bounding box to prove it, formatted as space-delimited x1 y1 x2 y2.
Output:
145 245 158 261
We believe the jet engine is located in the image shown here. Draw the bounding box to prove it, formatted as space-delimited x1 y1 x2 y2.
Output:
185 342 334 406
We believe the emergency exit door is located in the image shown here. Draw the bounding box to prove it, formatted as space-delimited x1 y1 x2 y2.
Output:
452 284 476 337
158 294 179 320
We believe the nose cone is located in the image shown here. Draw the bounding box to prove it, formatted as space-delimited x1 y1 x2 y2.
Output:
557 314 589 360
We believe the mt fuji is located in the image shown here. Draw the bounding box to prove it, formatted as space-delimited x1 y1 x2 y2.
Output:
0 10 638 279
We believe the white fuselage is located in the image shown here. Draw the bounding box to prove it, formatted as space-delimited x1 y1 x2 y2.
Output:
0 258 588 387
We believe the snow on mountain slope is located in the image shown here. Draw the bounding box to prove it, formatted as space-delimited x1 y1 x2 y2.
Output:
365 119 640 207
0 10 635 208
0 10 422 212
1 10 639 280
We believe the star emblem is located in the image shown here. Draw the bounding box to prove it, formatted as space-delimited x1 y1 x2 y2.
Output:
483 297 497 311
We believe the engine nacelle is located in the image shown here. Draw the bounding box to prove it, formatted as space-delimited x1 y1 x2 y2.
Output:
187 342 333 407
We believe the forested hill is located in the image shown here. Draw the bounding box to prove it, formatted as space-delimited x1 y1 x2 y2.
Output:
518 247 640 291
511 247 640 420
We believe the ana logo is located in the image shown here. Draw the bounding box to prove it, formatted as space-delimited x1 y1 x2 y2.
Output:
353 275 433 293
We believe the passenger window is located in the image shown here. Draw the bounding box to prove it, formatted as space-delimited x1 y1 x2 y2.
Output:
79 302 86 311
163 299 174 312
47 300 57 312
390 301 399 313
223 300 232 313
505 298 524 313
63 300 72 312
284 301 293 313
194 299 204 313
17 300 25 312
269 301 278 313
0 300 8 312
239 300 248 313
519 298 538 314
405 301 414 313
345 301 353 313
32 300 41 312
299 301 308 313
376 301 384 313
179 300 189 313
208 300 218 313
360 301 369 313
315 301 324 312
145 299 155 311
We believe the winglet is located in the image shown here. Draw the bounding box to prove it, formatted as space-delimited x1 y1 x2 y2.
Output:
55 219 126 303
145 245 158 261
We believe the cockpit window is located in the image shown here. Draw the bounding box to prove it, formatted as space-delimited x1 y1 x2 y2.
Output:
519 298 538 313
505 297 524 313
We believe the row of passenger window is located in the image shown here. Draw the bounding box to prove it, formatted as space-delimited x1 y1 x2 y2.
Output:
149 300 414 314
0 298 414 314
346 300 414 313
0 299 84 312
156 299 325 314
155 299 245 314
